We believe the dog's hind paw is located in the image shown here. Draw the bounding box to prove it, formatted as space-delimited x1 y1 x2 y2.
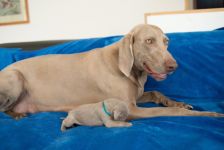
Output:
5 110 27 120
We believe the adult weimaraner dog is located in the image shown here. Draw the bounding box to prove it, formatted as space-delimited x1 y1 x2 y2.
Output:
0 24 223 121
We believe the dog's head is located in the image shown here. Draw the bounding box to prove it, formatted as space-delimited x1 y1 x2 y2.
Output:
118 24 177 81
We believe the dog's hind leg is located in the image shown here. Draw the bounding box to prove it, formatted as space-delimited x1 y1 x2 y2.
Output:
0 69 24 113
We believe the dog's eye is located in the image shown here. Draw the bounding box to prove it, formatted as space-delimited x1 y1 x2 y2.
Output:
164 39 169 45
145 39 153 44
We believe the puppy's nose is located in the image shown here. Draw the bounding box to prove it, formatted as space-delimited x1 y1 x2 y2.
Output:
165 59 178 72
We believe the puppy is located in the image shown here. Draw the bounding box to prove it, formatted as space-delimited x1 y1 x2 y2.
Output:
61 98 132 131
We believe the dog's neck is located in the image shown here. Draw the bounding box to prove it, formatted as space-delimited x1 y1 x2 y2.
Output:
127 66 147 98
130 65 148 88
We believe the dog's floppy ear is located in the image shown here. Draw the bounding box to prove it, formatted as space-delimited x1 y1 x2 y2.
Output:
118 33 134 77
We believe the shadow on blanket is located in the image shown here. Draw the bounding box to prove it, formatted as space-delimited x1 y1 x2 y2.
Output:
0 30 224 150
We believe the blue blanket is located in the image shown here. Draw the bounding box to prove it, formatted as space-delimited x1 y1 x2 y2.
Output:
0 30 224 150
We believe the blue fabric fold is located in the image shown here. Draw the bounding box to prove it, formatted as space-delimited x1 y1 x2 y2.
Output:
14 36 123 62
0 48 21 70
0 30 223 150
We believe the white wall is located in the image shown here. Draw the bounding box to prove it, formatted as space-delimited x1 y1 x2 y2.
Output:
146 9 224 33
0 0 185 44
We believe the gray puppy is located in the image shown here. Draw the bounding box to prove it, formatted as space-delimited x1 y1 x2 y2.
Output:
61 98 132 131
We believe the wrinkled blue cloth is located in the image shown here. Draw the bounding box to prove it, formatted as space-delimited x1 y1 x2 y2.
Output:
0 48 21 69
0 30 224 150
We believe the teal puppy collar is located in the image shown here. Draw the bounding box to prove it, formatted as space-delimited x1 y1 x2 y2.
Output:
102 101 112 116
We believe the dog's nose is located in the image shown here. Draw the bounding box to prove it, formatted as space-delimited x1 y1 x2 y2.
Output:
165 59 178 72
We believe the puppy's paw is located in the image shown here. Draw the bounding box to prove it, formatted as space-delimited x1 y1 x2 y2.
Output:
105 121 132 128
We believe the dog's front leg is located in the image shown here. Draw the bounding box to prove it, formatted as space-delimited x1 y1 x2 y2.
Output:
127 105 224 120
137 91 193 109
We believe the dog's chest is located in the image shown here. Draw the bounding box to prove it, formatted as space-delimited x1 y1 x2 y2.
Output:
96 75 143 101
137 86 144 99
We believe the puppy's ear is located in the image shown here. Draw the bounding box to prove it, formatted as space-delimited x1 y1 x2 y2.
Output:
113 110 128 121
118 33 134 77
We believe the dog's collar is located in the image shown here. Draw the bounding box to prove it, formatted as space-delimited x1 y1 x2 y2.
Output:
102 101 112 117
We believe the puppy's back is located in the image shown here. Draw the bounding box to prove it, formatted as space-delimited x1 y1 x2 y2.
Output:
68 103 103 126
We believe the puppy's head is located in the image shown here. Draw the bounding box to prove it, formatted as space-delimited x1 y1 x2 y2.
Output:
104 99 129 121
113 107 129 121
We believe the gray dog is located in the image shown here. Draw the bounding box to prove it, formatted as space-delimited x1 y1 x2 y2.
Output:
61 98 132 131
